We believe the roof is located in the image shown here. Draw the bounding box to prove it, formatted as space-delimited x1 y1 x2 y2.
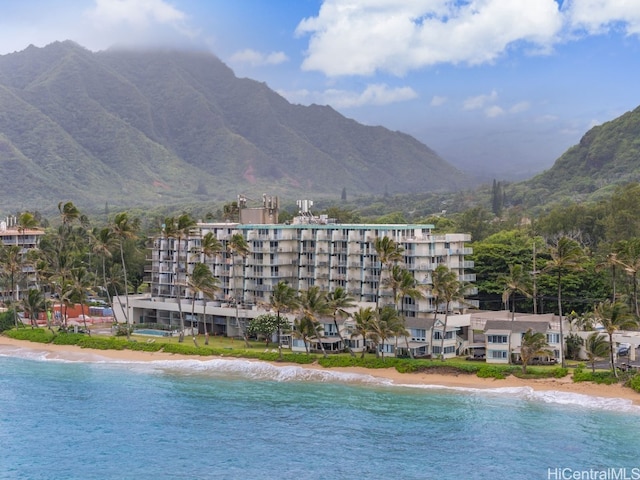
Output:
484 320 550 334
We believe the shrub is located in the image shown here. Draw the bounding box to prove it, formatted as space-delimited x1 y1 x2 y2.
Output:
162 343 216 356
572 366 620 384
126 341 164 352
477 366 506 379
627 374 640 393
0 311 17 333
5 328 52 343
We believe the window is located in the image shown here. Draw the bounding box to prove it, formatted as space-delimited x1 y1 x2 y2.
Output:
433 331 454 340
490 350 507 359
444 346 455 354
547 333 560 344
488 335 508 344
412 329 426 341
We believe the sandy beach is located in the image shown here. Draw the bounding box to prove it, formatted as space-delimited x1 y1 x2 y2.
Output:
2 335 639 406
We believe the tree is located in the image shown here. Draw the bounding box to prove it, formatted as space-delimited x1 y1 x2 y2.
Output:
368 306 402 360
112 212 140 340
188 262 219 346
298 286 331 358
67 266 94 334
0 245 25 328
352 307 375 358
58 201 80 229
89 227 117 307
268 281 299 360
326 287 356 357
612 239 640 316
500 264 531 363
21 288 45 329
543 236 585 368
429 265 468 361
373 236 404 308
584 332 610 373
565 333 584 361
592 300 638 377
200 232 222 262
292 316 319 355
227 233 250 347
520 329 552 374
248 313 289 348
385 264 424 359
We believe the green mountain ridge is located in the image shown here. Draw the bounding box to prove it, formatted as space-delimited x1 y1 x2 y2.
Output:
510 105 640 209
0 41 469 213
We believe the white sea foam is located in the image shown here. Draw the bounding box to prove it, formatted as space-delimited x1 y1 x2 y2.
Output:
395 382 640 413
2 344 638 413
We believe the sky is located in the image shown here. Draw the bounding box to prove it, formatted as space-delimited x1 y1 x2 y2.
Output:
1 0 640 181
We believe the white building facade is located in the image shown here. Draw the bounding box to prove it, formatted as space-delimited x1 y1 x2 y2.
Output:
120 220 477 353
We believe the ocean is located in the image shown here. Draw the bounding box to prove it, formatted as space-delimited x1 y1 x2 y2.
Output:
1 345 640 480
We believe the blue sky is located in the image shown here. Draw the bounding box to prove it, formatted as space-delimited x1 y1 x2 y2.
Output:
2 0 640 180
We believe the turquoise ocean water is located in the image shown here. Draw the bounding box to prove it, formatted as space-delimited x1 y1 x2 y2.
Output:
1 344 640 480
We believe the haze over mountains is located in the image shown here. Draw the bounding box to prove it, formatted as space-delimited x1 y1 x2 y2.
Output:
0 41 471 213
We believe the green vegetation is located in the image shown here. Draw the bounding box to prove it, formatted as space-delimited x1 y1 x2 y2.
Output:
0 41 464 213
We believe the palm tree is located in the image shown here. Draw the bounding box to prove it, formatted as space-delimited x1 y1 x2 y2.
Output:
17 212 38 260
595 251 620 303
199 232 222 263
326 287 356 356
612 239 640 316
584 332 610 373
176 214 197 342
268 281 299 360
429 265 467 361
592 300 638 377
543 237 585 368
227 233 250 346
373 236 403 309
368 305 401 360
292 316 318 355
299 286 332 357
500 264 531 364
520 329 552 374
352 307 375 358
0 245 25 328
111 212 140 340
58 201 80 229
385 265 424 359
89 227 117 307
188 262 220 346
68 266 94 335
21 288 45 328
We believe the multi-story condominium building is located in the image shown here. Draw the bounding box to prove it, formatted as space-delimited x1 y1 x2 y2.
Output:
117 205 477 357
0 216 44 301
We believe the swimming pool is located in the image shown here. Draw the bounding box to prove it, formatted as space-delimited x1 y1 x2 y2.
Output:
133 329 172 337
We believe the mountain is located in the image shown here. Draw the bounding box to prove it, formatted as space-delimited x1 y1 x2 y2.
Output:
507 105 640 209
0 41 469 213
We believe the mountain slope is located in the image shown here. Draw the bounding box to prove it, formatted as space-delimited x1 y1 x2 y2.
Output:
0 41 469 212
509 105 640 209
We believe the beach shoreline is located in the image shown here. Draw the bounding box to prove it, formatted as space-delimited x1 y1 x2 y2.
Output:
2 335 639 406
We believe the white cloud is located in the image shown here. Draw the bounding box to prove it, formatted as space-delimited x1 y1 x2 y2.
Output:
509 101 531 113
485 105 505 117
296 0 564 76
279 84 417 108
82 0 197 47
86 0 187 27
565 0 640 35
230 49 289 66
463 90 499 110
430 95 447 107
